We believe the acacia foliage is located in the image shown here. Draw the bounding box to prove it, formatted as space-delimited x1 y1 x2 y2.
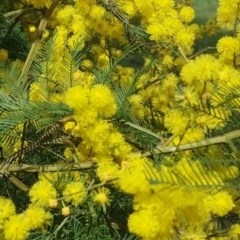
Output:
1 0 240 240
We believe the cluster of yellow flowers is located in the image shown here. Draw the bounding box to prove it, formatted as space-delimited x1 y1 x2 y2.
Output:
63 83 132 164
3 0 240 239
0 169 112 239
0 196 52 240
116 154 240 239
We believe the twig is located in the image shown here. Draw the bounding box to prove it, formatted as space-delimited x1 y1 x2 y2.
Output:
178 45 189 62
19 0 60 80
87 181 107 191
17 121 28 164
142 130 240 156
56 179 104 202
8 174 29 192
118 119 165 142
2 162 96 192
0 8 35 20
131 76 164 95
188 46 216 60
7 162 97 173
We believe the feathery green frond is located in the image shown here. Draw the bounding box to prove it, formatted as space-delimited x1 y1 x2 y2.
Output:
0 91 72 136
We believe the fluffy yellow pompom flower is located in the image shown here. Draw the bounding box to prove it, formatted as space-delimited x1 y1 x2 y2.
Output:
107 131 131 157
93 187 111 212
4 214 30 240
117 156 151 194
153 0 175 9
217 36 240 60
0 197 16 229
85 119 110 143
29 180 57 207
146 22 163 41
179 6 195 23
181 54 219 84
57 6 86 35
97 162 119 182
119 1 137 16
90 84 117 117
74 105 98 127
0 49 8 62
204 191 235 216
90 5 105 20
164 109 189 136
217 1 237 30
196 112 227 130
217 65 240 85
180 60 197 85
128 209 160 239
229 224 240 240
62 181 87 206
174 28 195 51
162 54 174 68
24 205 52 230
175 86 200 107
65 85 90 111
57 6 75 26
